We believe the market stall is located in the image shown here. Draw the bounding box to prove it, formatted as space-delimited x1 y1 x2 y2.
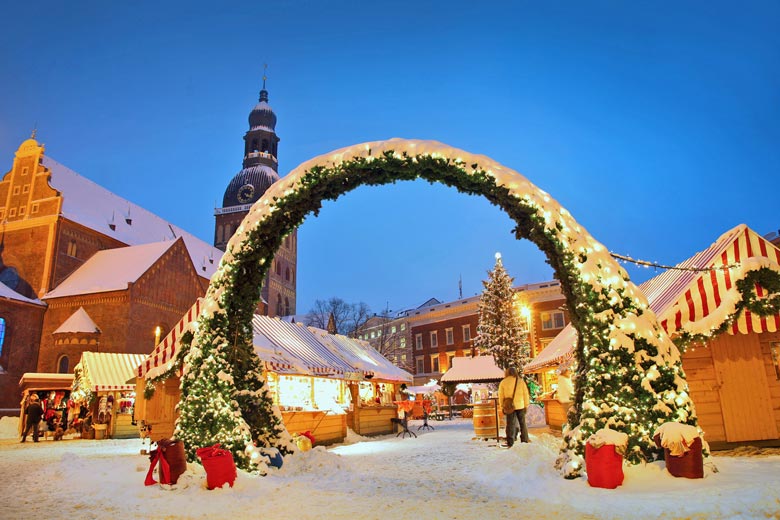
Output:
18 373 75 439
440 356 506 440
311 328 412 436
524 326 576 430
71 351 146 439
525 224 780 445
137 312 411 444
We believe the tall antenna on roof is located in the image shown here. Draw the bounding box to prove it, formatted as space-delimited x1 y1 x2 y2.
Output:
263 63 268 89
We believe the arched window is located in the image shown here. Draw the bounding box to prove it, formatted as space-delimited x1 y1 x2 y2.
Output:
251 139 258 152
225 224 232 239
284 297 290 316
216 225 224 244
275 261 282 276
57 355 69 374
0 317 5 360
276 294 283 316
285 267 290 281
262 139 269 152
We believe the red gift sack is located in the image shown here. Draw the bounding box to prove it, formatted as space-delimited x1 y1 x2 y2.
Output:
196 444 237 490
585 443 624 489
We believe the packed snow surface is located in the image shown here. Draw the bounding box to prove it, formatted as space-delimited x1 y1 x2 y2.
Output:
1 417 778 519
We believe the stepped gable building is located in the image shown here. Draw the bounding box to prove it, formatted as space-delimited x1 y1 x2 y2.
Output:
214 79 297 318
0 135 223 415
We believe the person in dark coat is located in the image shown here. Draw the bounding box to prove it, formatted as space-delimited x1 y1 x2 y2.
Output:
21 394 45 443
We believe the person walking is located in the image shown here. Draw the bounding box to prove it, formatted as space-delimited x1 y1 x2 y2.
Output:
21 394 45 443
498 366 530 447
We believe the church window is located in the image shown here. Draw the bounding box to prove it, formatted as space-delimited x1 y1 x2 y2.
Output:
31 203 39 214
22 184 30 193
18 206 25 216
276 294 283 316
262 139 269 152
285 236 290 248
57 355 69 374
22 167 29 175
0 317 5 359
251 139 258 152
284 297 290 316
216 225 223 244
8 208 16 218
225 224 232 239
285 267 290 281
67 240 77 257
13 186 20 195
276 261 282 276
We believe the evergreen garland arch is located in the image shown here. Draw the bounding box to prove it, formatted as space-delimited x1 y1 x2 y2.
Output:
178 138 697 477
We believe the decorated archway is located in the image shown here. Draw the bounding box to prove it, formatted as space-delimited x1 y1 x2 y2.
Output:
175 138 697 477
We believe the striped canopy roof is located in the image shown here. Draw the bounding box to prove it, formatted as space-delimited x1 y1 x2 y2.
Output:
138 309 410 383
525 224 780 373
76 351 147 392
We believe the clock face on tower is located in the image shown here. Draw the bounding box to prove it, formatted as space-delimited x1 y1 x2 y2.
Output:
237 183 255 204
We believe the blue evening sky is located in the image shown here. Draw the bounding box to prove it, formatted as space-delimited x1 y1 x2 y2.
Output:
1 1 778 315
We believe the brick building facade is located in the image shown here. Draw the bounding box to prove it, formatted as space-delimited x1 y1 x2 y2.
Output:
0 136 222 415
407 281 569 385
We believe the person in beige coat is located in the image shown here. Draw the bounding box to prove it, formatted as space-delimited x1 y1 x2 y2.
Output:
498 366 531 446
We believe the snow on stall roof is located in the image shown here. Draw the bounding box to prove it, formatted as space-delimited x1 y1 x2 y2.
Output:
42 156 223 279
52 307 100 334
76 352 147 391
0 281 44 306
309 327 413 383
441 355 504 383
43 241 177 299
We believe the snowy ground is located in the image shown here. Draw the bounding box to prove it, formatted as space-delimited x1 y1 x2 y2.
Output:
1 417 779 519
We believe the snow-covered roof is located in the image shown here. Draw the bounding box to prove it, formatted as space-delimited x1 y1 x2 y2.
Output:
441 355 504 383
52 307 100 334
526 224 780 373
75 351 147 391
309 327 413 383
42 155 223 279
0 281 44 306
138 308 411 384
43 240 177 299
18 372 75 390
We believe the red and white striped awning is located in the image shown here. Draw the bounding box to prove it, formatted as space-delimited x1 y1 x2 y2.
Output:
525 224 780 372
645 224 780 337
137 298 202 379
77 352 147 392
252 316 355 376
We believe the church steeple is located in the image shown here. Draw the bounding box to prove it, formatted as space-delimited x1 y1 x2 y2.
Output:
214 69 296 318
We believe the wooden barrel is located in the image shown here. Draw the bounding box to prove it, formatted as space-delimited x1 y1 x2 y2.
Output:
473 401 504 439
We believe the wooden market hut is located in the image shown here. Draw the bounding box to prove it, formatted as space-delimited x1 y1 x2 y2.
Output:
135 301 412 445
526 224 780 447
71 351 147 439
17 372 74 437
310 328 414 435
440 355 506 440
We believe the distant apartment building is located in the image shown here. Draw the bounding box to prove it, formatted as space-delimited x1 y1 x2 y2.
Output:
406 281 569 385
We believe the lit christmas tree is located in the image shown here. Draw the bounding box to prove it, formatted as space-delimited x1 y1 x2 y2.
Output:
474 253 531 371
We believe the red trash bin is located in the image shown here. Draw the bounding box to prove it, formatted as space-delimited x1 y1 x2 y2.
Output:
585 443 625 489
196 444 238 489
